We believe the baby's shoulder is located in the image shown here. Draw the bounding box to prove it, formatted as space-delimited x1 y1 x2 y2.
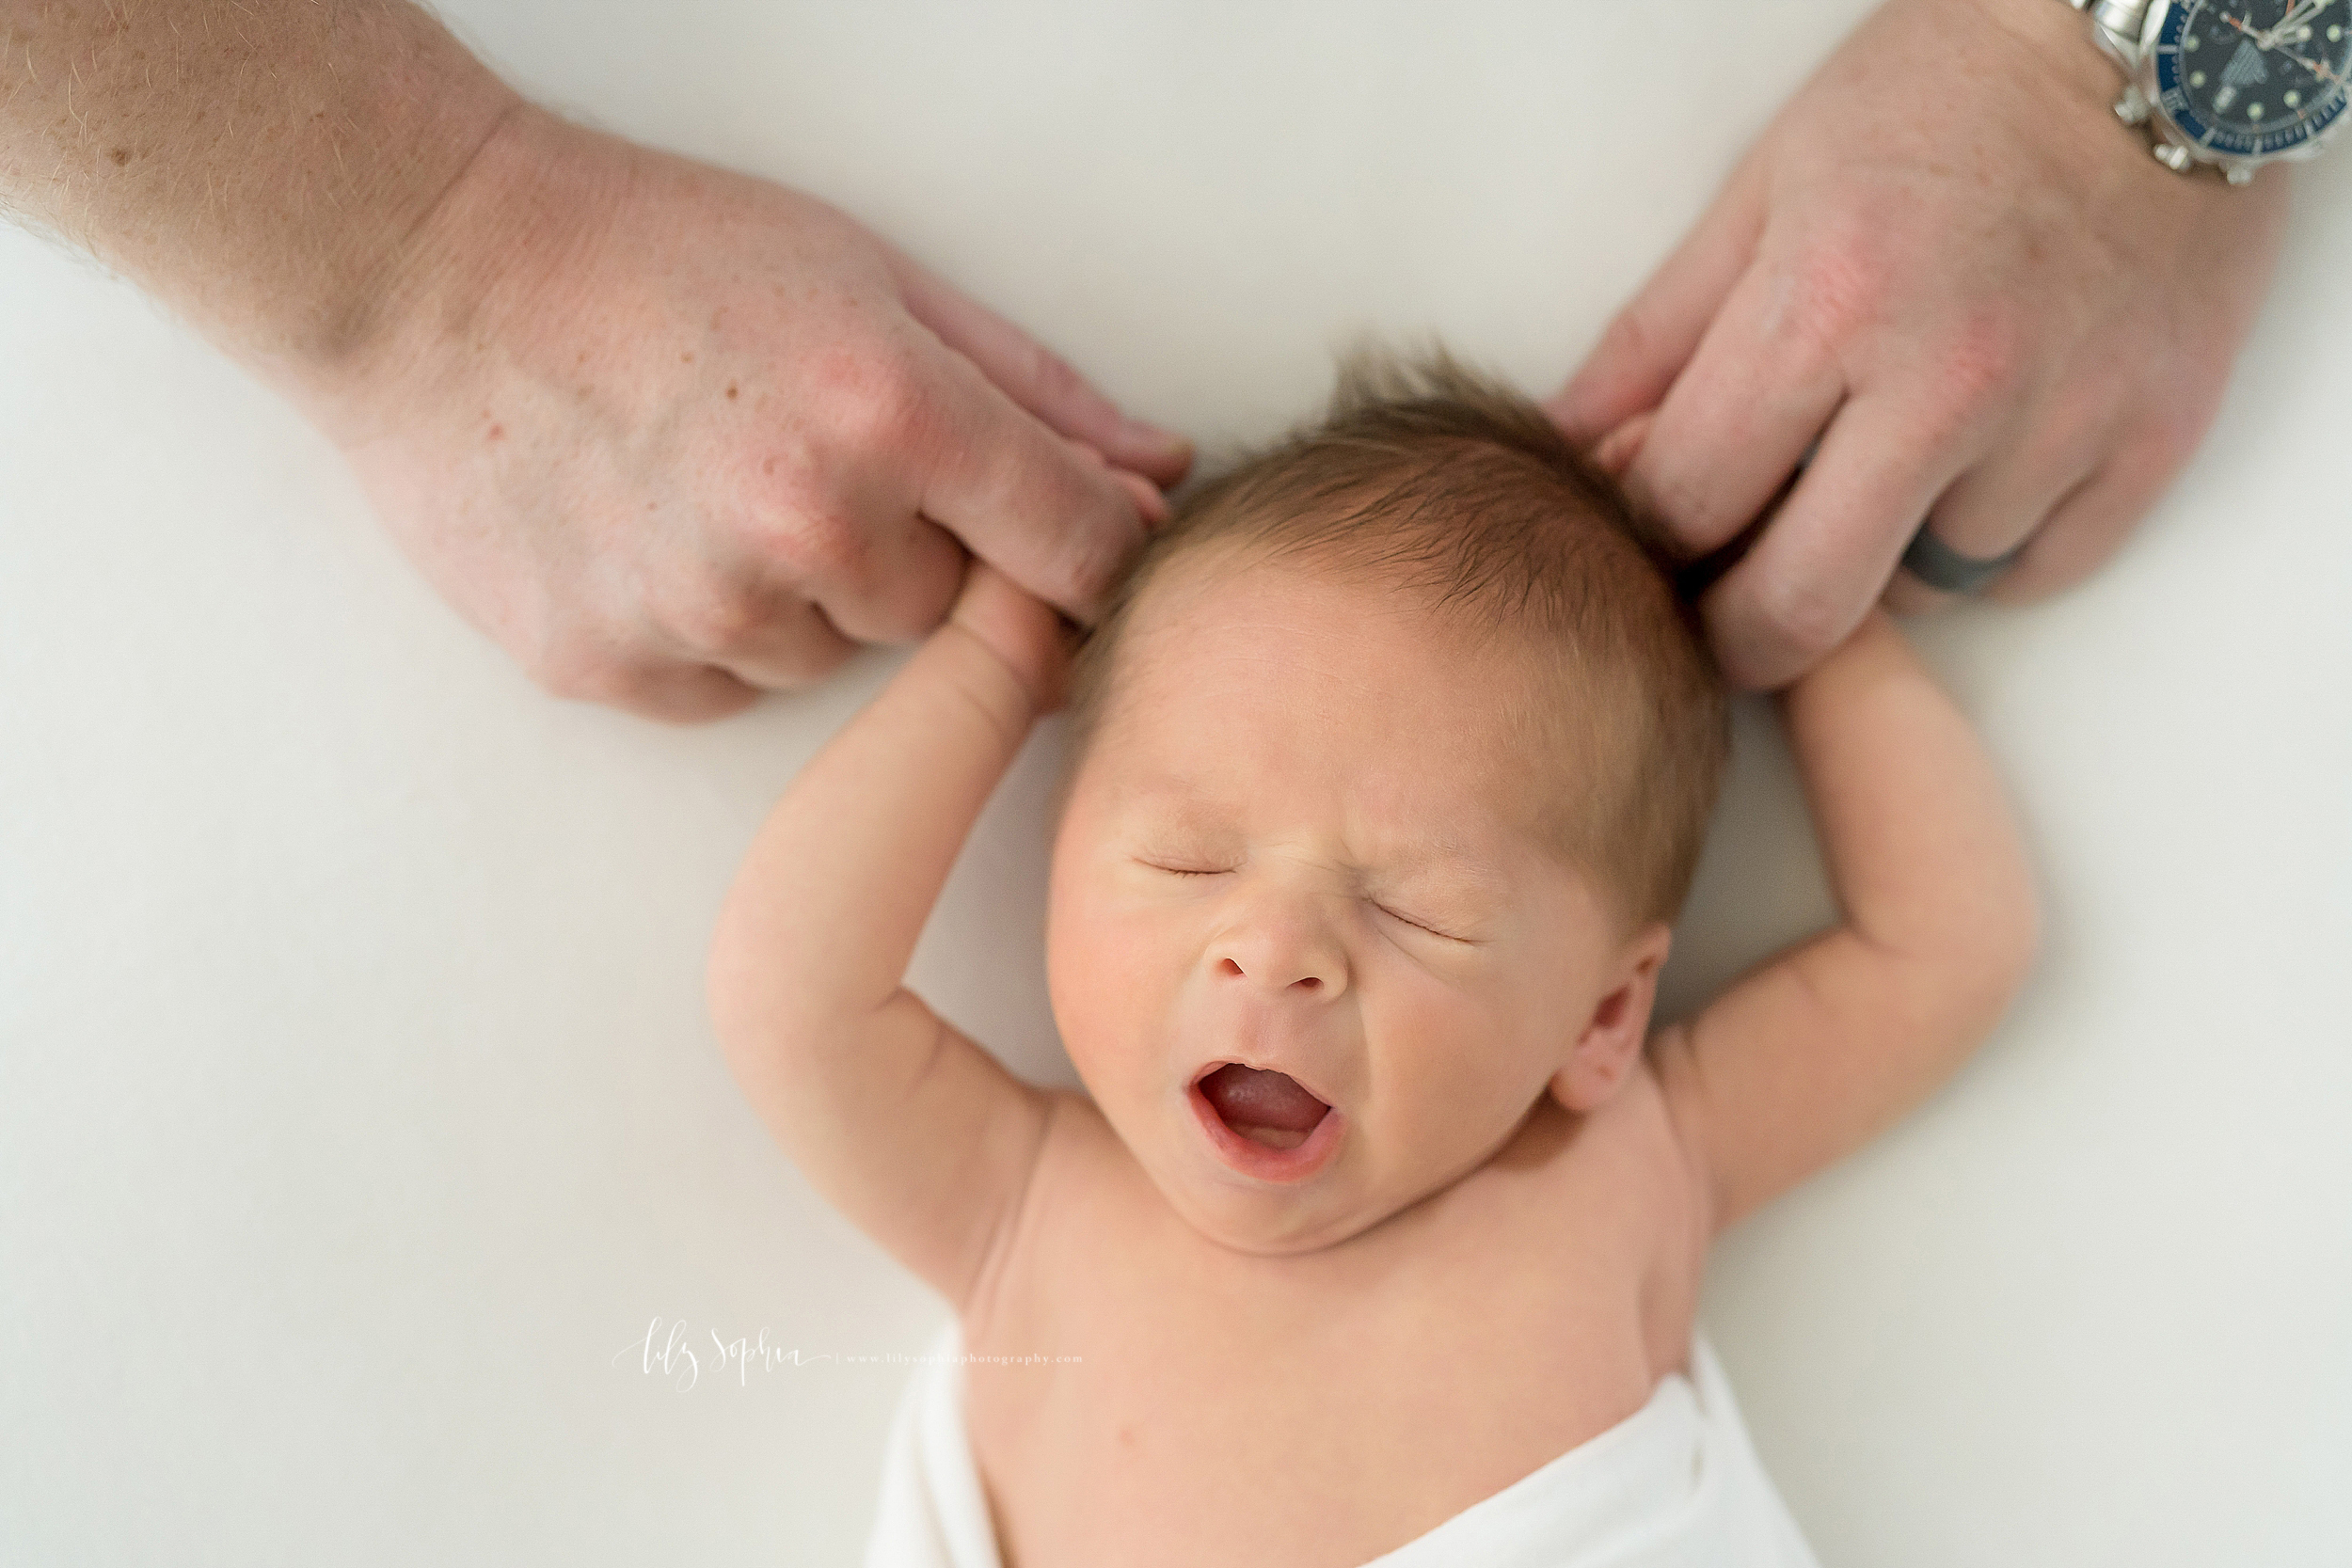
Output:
1466 1060 1709 1377
1028 1086 1139 1185
957 1090 1165 1323
1482 1059 1707 1252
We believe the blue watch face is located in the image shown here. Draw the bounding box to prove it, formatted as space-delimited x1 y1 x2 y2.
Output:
2155 1 2352 156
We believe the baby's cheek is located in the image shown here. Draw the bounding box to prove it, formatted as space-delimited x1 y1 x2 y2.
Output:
1370 981 1541 1160
1044 886 1167 1080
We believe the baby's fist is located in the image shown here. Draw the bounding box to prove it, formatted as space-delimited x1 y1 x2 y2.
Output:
948 562 1074 714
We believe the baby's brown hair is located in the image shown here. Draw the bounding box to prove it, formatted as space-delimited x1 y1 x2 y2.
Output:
1060 348 1728 932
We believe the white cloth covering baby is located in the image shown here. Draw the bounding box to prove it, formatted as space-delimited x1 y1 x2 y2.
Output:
862 1318 1823 1568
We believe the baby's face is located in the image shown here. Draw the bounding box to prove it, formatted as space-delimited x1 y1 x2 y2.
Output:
1046 553 1641 1255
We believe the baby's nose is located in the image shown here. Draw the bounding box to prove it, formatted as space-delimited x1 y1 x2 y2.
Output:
1208 909 1349 999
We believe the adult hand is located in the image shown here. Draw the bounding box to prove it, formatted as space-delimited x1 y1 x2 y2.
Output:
321 108 1188 721
1549 0 2292 690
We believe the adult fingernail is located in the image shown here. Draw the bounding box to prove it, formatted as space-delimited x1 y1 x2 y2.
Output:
1109 467 1169 525
1121 416 1192 462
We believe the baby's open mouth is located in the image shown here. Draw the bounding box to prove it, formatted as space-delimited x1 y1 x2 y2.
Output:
1198 1063 1331 1151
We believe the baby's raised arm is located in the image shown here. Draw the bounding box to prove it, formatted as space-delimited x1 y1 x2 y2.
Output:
706 566 1065 1309
1652 612 2039 1234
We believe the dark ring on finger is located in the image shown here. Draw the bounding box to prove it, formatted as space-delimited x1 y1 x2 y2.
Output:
1901 526 2026 596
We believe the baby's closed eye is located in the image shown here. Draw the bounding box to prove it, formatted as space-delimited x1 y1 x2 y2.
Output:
1369 902 1473 943
1134 860 1477 944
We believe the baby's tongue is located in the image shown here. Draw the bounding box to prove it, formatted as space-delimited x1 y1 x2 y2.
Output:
1200 1064 1327 1150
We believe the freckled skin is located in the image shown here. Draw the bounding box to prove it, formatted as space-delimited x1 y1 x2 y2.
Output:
1549 0 2292 688
0 0 1190 722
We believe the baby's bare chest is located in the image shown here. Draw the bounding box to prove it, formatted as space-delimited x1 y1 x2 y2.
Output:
961 1099 1703 1568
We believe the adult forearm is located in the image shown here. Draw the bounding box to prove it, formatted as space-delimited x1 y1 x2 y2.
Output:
0 0 517 378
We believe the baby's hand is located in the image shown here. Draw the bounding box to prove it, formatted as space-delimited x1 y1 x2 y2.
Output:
947 562 1076 715
947 441 1160 714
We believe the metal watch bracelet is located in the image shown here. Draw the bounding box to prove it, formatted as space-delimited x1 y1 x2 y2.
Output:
2062 0 2350 181
2063 0 2236 178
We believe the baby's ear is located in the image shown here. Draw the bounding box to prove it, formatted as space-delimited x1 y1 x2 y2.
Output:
1549 921 1672 1113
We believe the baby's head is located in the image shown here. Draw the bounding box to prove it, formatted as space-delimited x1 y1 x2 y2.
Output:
1044 351 1727 1255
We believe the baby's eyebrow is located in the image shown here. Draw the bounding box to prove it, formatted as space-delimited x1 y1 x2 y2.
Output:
1113 776 1235 828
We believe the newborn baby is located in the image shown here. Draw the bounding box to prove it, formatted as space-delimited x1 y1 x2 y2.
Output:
707 355 2037 1566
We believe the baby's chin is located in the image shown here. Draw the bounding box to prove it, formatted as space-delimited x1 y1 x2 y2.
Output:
1158 1180 1397 1258
1143 1135 1438 1258
1141 1094 1556 1258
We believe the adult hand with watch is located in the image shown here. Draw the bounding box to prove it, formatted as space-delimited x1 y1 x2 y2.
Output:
1550 0 2339 691
0 0 1190 723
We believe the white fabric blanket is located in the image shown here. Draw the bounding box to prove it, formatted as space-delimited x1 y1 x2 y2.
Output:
862 1319 1823 1568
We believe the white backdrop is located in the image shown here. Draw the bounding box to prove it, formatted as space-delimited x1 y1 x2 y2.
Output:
4 2 2348 1563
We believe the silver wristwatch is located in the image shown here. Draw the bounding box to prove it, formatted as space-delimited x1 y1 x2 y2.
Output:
2067 0 2351 182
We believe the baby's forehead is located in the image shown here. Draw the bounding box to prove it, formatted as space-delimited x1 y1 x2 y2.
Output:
1105 763 1515 855
1120 543 1526 673
1075 555 1566 836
